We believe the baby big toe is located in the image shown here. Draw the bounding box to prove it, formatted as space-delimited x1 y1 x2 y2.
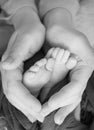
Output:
46 58 55 71
29 65 40 72
66 57 77 69
46 48 55 59
35 58 47 67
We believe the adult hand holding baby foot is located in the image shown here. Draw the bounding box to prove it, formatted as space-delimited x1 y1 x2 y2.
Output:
40 61 93 125
43 8 94 69
1 6 45 123
1 0 94 126
38 7 94 125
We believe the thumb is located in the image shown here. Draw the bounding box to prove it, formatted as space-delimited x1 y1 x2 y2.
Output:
54 101 80 125
1 32 38 70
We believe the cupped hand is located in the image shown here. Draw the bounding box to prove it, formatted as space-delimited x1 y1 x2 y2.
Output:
39 8 94 124
44 8 94 69
0 9 45 123
40 60 93 125
1 12 45 70
1 64 45 123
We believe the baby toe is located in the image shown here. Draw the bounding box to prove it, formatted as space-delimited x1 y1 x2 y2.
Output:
46 58 55 71
46 48 55 59
56 49 64 61
29 65 40 72
35 58 47 67
52 47 60 59
62 50 70 63
66 57 77 69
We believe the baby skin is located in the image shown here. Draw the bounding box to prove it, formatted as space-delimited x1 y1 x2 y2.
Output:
23 48 77 99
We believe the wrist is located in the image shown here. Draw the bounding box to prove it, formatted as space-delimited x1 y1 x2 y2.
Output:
44 8 73 29
11 7 40 30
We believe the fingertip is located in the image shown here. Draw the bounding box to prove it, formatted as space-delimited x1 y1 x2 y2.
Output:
31 119 37 123
37 115 45 123
54 113 66 125
54 109 65 125
27 115 37 123
54 116 62 125
74 104 81 121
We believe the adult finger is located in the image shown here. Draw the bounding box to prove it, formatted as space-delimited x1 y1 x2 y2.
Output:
2 24 45 70
46 25 94 69
40 81 81 119
1 66 44 122
48 82 81 110
40 85 82 120
54 100 80 125
40 102 54 118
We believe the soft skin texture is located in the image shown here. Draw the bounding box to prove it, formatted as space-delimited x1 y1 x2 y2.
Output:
38 7 94 124
0 2 45 123
23 48 77 98
1 65 44 123
39 0 94 68
1 0 94 125
39 60 93 125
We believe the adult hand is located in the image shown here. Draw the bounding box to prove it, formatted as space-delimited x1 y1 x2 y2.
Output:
40 60 93 125
39 8 94 124
44 8 94 69
1 8 45 70
1 65 44 123
1 8 45 122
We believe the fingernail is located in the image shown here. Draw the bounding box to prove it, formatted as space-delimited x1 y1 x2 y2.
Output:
55 118 63 125
59 119 63 125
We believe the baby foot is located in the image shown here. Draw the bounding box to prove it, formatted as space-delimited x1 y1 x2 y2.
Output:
40 48 77 103
23 58 55 96
23 47 77 98
46 47 77 84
